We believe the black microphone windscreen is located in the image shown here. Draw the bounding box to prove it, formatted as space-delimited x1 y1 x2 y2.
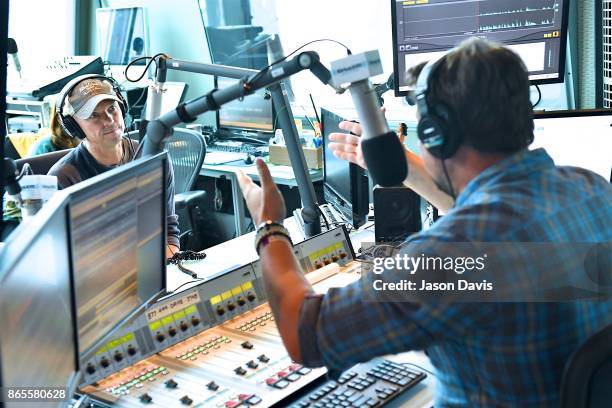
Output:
7 38 18 53
361 131 408 187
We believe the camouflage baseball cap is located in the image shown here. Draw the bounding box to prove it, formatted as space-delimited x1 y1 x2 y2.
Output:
62 78 122 120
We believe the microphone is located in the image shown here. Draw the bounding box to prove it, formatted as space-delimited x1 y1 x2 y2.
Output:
3 158 23 206
7 38 22 79
330 51 408 187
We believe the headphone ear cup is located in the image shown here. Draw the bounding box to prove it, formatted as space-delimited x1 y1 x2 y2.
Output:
62 115 86 140
417 114 446 159
433 103 462 159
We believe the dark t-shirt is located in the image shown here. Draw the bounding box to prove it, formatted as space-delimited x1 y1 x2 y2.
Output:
48 137 180 247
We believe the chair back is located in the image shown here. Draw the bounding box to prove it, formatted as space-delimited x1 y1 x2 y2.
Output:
560 323 612 408
164 128 206 194
14 149 71 174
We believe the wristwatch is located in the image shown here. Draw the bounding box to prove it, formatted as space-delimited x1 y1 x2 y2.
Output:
254 220 292 254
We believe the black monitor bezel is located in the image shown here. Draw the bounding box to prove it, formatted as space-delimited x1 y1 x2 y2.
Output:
391 0 571 96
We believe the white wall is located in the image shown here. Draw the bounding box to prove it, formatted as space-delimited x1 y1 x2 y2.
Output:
8 0 75 78
274 0 414 121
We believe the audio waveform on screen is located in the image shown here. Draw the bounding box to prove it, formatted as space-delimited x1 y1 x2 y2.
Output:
480 19 553 31
479 6 557 17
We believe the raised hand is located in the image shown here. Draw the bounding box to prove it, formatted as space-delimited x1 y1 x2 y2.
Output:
328 121 367 169
236 158 286 226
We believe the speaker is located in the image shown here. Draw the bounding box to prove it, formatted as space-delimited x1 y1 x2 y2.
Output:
374 186 421 243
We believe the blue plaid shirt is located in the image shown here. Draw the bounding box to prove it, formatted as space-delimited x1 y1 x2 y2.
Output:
298 148 612 406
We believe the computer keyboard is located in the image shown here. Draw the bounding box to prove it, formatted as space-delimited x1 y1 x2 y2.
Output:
288 359 426 407
208 140 269 156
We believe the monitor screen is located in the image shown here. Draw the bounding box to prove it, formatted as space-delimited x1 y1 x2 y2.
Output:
0 196 79 406
322 108 352 206
321 108 369 228
532 110 612 182
96 7 149 66
65 153 167 357
391 0 570 95
216 76 274 137
205 25 269 69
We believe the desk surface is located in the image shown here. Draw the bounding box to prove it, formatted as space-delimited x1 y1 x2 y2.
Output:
201 159 323 186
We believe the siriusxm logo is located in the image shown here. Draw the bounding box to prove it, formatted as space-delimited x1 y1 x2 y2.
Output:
334 62 366 74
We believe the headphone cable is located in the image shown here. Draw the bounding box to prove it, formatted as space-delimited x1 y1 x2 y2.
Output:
441 159 456 201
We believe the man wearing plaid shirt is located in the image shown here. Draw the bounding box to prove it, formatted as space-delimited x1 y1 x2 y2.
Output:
237 38 612 406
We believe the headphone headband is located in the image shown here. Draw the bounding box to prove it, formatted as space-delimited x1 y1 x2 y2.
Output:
56 74 127 139
414 48 463 159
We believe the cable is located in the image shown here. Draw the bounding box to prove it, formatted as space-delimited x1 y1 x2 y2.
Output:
246 39 352 89
316 205 330 231
441 159 456 201
128 86 148 117
124 53 169 83
401 361 437 378
168 278 205 295
531 84 542 108
167 249 207 279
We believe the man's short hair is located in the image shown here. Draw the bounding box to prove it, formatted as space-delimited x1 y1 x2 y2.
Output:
408 38 534 154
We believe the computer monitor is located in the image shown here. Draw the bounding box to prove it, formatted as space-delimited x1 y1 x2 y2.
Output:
205 25 269 69
215 76 274 141
321 108 369 229
391 0 570 95
64 153 168 358
0 195 80 407
532 110 612 182
96 7 150 81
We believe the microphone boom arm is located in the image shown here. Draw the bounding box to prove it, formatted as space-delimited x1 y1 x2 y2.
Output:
141 51 340 236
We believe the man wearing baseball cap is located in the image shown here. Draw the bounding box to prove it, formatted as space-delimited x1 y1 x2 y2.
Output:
49 75 180 258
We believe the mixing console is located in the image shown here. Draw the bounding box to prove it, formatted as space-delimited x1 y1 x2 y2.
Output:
79 226 428 407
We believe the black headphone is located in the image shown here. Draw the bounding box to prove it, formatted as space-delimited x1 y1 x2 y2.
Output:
56 74 127 140
414 51 463 160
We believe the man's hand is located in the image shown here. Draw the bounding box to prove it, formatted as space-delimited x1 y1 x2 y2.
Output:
237 158 286 225
328 121 368 169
